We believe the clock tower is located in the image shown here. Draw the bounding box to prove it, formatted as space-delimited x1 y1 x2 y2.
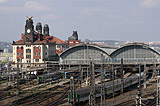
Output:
25 17 34 43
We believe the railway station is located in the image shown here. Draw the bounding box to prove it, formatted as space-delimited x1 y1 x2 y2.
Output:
1 17 160 106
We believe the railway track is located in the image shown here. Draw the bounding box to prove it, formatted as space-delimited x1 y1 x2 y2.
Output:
11 85 69 106
45 87 70 106
0 86 13 101
115 91 157 106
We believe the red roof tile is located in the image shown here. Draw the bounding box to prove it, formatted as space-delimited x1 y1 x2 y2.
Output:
13 35 65 45
56 49 63 54
43 36 65 44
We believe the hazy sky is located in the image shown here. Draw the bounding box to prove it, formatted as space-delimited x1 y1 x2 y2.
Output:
0 0 160 42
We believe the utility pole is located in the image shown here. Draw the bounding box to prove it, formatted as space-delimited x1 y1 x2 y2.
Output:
70 76 75 106
101 64 105 106
89 60 96 106
153 63 156 79
17 59 20 96
136 64 142 106
101 53 105 106
120 58 124 94
157 76 160 106
144 63 147 89
112 63 115 98
7 57 11 86
86 67 89 87
79 65 83 88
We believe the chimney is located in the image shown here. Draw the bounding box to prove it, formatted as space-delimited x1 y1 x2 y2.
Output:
21 34 24 40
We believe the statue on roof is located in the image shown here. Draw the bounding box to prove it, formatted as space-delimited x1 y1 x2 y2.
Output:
68 31 78 40
26 16 33 20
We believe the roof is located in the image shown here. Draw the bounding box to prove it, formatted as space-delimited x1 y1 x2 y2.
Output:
110 42 160 57
43 36 65 44
13 34 65 45
60 43 110 57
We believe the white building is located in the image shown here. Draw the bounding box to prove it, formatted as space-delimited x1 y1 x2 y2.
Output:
12 17 60 69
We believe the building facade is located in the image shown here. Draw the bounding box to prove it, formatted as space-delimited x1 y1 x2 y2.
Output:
12 17 63 68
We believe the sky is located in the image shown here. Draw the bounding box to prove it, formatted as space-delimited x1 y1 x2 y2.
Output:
0 0 160 42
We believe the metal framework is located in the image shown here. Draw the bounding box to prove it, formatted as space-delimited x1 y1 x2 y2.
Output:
60 44 109 64
110 44 160 64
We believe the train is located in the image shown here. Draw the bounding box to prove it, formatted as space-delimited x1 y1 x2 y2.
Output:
68 73 144 103
37 72 63 84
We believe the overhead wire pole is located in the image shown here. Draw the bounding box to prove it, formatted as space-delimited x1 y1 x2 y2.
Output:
101 54 105 106
112 58 115 98
79 64 83 88
136 64 142 106
157 76 160 106
121 58 124 94
7 57 11 86
101 64 104 106
70 76 75 106
89 60 96 106
157 58 160 106
17 59 20 96
103 66 106 106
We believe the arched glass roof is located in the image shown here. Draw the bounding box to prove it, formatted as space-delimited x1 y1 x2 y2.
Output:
110 43 160 64
60 44 110 64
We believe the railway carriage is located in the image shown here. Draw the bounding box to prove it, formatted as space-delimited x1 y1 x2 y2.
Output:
68 73 144 103
37 72 63 84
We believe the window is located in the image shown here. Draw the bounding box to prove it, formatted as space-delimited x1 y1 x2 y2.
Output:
27 60 31 63
26 49 31 53
17 47 19 50
21 46 23 50
17 52 19 56
38 52 40 56
34 46 36 49
35 59 39 62
38 46 40 49
34 52 36 56
21 52 23 56
26 45 31 47
26 55 31 59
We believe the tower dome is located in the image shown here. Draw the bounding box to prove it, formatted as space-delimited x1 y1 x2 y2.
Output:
43 24 49 36
36 22 42 34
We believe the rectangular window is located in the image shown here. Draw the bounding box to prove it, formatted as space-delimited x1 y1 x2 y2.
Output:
34 52 36 56
26 49 31 53
21 52 23 56
26 55 31 59
17 52 19 56
38 52 40 56
35 59 39 62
